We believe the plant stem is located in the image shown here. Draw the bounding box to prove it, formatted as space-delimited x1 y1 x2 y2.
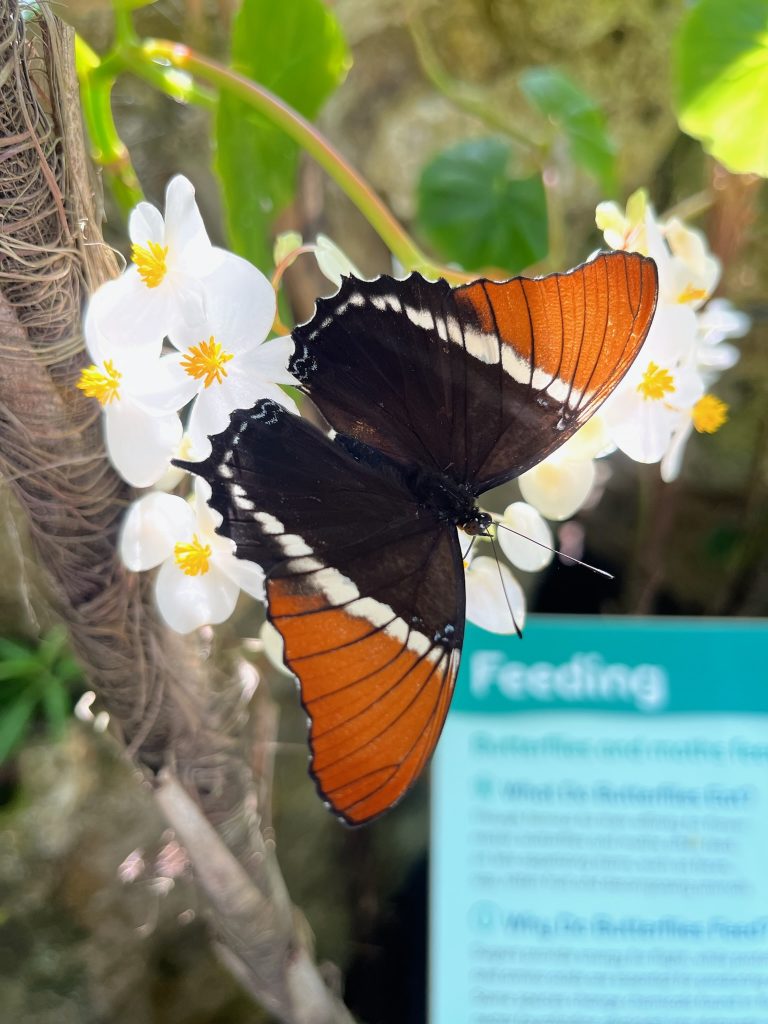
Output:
407 7 544 157
75 36 143 213
138 39 471 283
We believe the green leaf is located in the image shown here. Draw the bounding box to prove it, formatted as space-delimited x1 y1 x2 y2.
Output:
519 67 617 195
215 0 351 271
0 659 39 682
417 138 548 273
0 692 37 764
674 0 768 177
0 637 34 660
40 675 70 737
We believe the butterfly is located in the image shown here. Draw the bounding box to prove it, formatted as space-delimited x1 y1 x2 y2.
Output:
177 251 658 825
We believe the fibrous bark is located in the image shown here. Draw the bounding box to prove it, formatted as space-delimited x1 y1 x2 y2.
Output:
0 4 354 1021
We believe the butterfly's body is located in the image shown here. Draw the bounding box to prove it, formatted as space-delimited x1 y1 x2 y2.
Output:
179 254 658 825
337 431 487 533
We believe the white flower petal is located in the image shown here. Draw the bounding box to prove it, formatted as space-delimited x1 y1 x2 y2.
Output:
85 274 166 360
186 387 240 459
105 400 182 487
155 558 239 633
128 352 200 413
697 298 751 344
236 338 298 387
201 254 277 350
163 175 215 271
166 254 276 354
556 414 613 462
259 620 294 675
498 502 554 572
661 415 694 483
519 459 596 521
314 234 363 287
697 341 740 376
120 491 193 571
640 303 699 366
465 556 526 635
191 477 228 544
92 267 173 350
217 551 265 601
129 201 164 246
609 398 680 463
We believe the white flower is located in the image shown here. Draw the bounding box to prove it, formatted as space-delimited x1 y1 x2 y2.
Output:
465 555 526 635
120 478 265 633
695 298 748 383
646 212 720 309
496 502 554 572
661 393 729 482
602 304 704 464
597 189 720 308
89 175 225 348
515 414 616 522
519 457 597 521
77 301 182 487
161 254 296 459
596 189 650 253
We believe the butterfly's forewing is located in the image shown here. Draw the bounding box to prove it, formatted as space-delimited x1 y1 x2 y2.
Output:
186 401 463 825
454 250 658 490
291 252 658 492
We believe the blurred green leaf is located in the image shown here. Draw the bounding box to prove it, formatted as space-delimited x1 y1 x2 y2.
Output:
216 0 351 270
0 692 37 764
40 675 70 737
674 0 768 177
417 138 548 273
0 630 82 763
0 659 39 682
519 67 617 195
0 637 36 660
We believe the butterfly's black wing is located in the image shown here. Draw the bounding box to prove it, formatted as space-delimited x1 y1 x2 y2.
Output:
181 400 463 825
291 252 658 493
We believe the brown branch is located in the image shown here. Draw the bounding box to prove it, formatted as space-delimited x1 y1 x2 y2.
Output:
0 4 355 1021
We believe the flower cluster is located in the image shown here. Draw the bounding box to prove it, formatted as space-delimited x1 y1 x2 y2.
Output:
79 176 296 631
81 177 747 642
597 190 747 481
462 190 748 633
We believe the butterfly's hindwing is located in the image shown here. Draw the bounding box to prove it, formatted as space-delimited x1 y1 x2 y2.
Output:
186 401 464 824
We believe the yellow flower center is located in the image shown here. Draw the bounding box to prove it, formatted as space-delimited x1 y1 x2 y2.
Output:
76 359 122 405
131 240 169 288
174 534 212 576
677 283 708 305
181 336 234 388
637 362 675 401
692 394 728 434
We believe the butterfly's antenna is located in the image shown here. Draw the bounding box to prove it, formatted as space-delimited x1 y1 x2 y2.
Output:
485 530 523 639
461 533 480 566
493 520 613 580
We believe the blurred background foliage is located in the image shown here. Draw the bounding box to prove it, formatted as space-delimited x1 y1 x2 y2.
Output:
2 0 767 1021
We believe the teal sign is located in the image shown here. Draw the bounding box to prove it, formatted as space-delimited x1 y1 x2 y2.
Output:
430 617 768 1024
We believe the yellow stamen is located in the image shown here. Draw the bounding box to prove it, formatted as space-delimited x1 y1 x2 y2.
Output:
692 394 728 434
131 240 168 288
637 362 675 401
181 336 234 388
677 283 708 305
174 535 212 576
76 359 121 405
